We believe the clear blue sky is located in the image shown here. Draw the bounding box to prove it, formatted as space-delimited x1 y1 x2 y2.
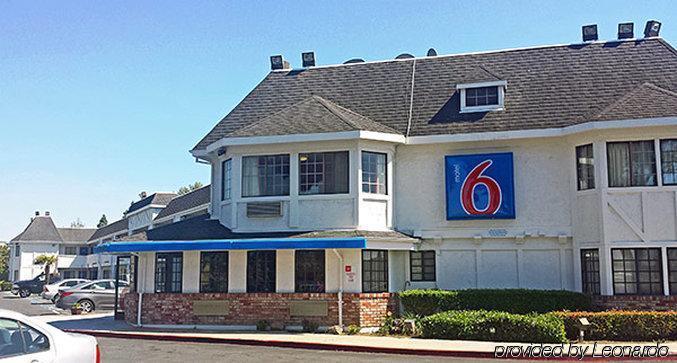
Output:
0 1 675 240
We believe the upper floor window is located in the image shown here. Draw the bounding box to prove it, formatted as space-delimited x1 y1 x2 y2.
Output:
660 139 677 186
457 81 506 113
576 144 595 190
607 141 656 187
221 159 232 200
64 246 77 255
242 154 290 197
362 151 387 194
14 245 20 257
299 151 349 195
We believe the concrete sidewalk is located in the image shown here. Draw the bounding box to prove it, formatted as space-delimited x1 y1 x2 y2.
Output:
34 314 677 359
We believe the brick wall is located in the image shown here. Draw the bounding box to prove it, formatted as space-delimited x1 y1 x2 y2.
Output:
593 295 677 311
124 292 397 328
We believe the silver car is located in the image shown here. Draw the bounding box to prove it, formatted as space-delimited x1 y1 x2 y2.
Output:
56 279 129 313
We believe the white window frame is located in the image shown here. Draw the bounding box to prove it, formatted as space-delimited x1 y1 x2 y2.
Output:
457 80 507 113
221 158 232 201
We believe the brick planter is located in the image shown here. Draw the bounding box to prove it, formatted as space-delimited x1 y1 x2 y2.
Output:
593 295 677 311
124 292 397 328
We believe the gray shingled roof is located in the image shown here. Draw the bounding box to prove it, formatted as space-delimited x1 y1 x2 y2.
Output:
88 218 128 241
57 228 96 242
11 216 62 242
154 185 211 220
127 192 176 214
193 38 677 151
591 83 677 121
119 215 417 242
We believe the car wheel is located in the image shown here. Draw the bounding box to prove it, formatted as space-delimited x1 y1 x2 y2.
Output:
19 289 30 298
78 299 94 313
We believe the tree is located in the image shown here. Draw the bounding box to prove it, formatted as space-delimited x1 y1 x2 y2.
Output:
0 244 8 281
97 214 108 228
34 254 58 285
177 181 204 195
70 218 85 228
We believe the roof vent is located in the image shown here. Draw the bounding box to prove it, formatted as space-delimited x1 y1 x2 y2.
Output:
139 191 147 199
35 211 40 216
270 55 290 70
301 51 315 67
644 20 661 38
582 24 598 42
426 48 437 57
618 22 634 39
395 53 415 60
343 58 365 64
45 211 50 217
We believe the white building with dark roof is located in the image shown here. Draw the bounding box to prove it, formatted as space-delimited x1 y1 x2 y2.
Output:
95 27 677 328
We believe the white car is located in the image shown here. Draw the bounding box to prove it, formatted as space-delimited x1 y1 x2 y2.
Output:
41 279 89 303
0 309 99 362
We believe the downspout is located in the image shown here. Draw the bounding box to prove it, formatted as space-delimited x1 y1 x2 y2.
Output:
131 252 143 327
331 249 344 328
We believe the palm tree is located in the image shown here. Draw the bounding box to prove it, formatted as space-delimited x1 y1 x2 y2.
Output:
34 254 58 284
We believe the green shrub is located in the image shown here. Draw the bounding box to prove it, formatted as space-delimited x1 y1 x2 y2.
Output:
553 311 677 341
345 325 360 335
400 289 592 316
420 310 567 343
256 320 270 331
0 281 13 291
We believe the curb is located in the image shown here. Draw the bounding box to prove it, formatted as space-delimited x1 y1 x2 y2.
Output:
63 329 677 360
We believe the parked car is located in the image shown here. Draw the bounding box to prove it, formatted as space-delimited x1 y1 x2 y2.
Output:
42 279 89 303
11 274 61 298
56 280 129 313
0 309 99 362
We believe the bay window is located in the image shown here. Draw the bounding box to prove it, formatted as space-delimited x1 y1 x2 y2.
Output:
242 154 290 197
607 141 656 187
299 151 349 195
361 151 387 194
221 159 232 200
576 144 595 190
660 139 677 185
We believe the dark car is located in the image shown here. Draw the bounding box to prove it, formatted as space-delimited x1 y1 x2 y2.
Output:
11 273 61 298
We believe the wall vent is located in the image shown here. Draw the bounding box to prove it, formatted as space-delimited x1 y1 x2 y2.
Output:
246 202 282 218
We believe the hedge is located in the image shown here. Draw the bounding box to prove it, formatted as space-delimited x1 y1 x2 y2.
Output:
420 310 567 343
400 289 592 316
553 311 677 341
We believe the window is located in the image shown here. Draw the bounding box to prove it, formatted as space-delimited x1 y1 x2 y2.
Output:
247 251 276 293
222 159 232 200
661 139 677 185
612 248 662 295
0 319 49 358
410 251 436 282
200 251 228 293
576 144 595 190
155 252 183 293
668 248 677 295
64 246 77 255
242 154 290 197
102 269 111 279
362 250 388 293
295 250 325 292
62 270 75 279
299 152 349 195
362 152 387 194
78 246 90 256
465 86 499 107
581 249 601 295
607 141 657 187
14 245 19 257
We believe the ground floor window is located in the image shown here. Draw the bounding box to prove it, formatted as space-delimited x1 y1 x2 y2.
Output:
79 270 89 279
155 252 183 293
362 250 388 293
247 251 276 293
62 270 76 279
612 248 662 295
102 269 111 279
295 250 325 292
581 249 601 295
668 248 677 295
410 251 436 282
88 268 98 280
200 251 229 293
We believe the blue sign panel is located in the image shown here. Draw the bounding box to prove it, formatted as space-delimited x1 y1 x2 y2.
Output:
445 152 515 220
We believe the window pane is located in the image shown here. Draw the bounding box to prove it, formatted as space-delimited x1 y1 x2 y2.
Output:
576 144 595 190
362 250 388 292
295 250 325 292
661 140 677 185
0 319 24 357
607 141 656 187
581 249 600 295
155 253 182 293
247 251 276 293
222 159 232 200
200 252 228 293
242 155 290 197
611 248 662 295
410 251 436 282
361 152 387 194
20 323 50 354
299 152 349 195
464 86 499 107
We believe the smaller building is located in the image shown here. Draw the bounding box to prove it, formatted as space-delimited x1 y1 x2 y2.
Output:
9 212 95 281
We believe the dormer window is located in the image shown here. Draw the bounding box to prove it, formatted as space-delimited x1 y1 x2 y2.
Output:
457 80 507 113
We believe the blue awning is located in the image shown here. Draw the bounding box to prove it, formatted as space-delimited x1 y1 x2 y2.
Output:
94 237 367 254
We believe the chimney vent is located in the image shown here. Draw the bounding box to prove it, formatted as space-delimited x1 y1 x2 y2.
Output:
427 48 438 57
644 20 661 38
45 211 50 216
301 52 315 67
270 55 285 70
582 24 598 42
35 211 40 216
139 191 147 199
618 22 634 39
